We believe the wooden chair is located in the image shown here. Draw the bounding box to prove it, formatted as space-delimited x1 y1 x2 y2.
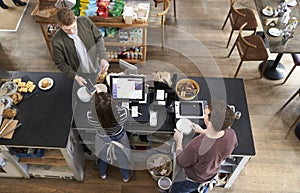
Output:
222 0 258 48
281 88 300 139
154 0 176 18
282 53 300 84
228 22 269 78
154 0 171 48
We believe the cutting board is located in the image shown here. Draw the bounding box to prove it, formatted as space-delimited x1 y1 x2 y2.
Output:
0 119 18 139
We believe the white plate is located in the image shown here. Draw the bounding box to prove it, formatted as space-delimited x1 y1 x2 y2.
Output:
77 87 92 103
176 118 193 135
286 0 297 7
38 77 54 90
268 27 282 37
262 8 273 16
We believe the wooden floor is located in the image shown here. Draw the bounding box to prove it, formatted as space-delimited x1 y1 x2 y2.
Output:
0 0 300 192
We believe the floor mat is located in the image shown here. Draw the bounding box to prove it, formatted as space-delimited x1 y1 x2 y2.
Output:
0 0 30 32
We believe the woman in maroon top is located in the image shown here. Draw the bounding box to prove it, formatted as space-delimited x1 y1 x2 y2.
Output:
170 99 238 193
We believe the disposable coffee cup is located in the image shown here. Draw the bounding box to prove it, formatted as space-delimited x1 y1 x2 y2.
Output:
158 177 172 193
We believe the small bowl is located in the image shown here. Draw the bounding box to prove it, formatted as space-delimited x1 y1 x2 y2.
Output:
175 78 200 100
158 177 172 191
0 95 13 110
0 81 18 96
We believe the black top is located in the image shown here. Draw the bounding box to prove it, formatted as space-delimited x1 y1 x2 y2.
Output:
0 72 74 148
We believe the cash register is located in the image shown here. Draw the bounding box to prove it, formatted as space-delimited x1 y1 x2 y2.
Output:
109 74 150 123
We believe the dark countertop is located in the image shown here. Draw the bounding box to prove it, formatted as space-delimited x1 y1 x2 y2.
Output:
173 76 255 156
0 72 74 148
0 72 255 155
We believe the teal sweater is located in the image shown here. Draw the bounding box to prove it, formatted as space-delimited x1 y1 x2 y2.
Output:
51 16 107 79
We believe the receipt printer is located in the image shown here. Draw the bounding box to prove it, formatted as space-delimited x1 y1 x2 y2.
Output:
175 100 207 119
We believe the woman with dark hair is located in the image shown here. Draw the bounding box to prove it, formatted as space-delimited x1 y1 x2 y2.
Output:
0 0 26 9
87 92 131 182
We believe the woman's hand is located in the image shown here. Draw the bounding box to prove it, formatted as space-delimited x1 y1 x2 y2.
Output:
191 124 206 134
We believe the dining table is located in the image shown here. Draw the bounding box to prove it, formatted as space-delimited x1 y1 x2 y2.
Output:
254 0 300 80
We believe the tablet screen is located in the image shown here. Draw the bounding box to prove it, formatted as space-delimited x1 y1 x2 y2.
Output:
180 102 203 117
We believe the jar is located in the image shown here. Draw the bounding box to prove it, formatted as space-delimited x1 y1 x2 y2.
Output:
289 17 298 29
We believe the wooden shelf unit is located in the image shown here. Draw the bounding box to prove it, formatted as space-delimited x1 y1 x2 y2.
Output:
35 15 148 63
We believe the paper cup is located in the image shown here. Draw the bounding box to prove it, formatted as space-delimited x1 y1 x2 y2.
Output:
94 83 107 93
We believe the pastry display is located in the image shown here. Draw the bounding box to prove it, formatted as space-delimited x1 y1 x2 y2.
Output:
16 79 37 93
3 108 17 119
10 93 23 105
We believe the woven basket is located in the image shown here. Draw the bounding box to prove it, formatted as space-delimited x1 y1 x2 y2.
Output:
147 154 172 181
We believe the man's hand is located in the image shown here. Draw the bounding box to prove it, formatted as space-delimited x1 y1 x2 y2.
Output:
191 124 206 134
100 59 110 74
75 75 87 86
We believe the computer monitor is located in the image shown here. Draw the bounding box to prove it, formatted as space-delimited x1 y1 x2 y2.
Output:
110 75 145 101
119 59 138 75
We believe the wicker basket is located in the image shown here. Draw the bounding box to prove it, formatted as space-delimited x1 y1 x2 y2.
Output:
175 78 200 100
147 154 172 181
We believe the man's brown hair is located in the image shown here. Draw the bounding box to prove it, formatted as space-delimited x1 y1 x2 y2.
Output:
207 99 235 131
56 7 76 26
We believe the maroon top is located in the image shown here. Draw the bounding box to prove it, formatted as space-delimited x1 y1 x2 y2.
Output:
176 128 238 183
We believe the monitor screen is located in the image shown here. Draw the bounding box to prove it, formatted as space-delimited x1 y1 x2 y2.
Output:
110 75 145 101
